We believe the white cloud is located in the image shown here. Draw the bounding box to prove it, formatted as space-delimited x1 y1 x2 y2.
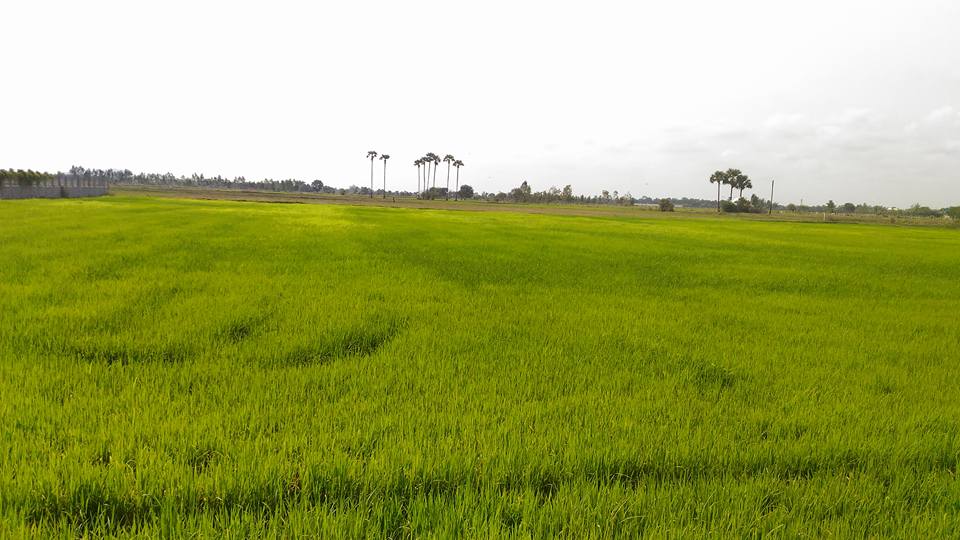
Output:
925 106 960 125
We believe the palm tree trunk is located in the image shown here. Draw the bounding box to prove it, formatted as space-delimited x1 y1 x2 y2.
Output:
369 159 374 198
717 183 721 212
728 184 733 201
417 165 420 195
445 162 451 200
455 168 460 201
432 164 437 189
382 161 387 199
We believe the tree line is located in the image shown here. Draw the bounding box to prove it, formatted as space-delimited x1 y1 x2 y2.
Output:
0 169 56 186
5 164 956 219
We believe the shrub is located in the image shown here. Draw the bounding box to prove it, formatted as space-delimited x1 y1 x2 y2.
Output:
658 198 674 212
720 200 738 213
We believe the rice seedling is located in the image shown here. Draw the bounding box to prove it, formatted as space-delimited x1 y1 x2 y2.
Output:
1 196 958 537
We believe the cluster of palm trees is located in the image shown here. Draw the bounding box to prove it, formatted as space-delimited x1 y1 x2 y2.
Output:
708 168 752 211
413 153 464 200
365 151 465 200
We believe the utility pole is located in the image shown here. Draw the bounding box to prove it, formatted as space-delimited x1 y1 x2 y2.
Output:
769 179 775 215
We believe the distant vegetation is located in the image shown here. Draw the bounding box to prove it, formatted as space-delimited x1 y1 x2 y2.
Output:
0 169 56 186
3 165 956 220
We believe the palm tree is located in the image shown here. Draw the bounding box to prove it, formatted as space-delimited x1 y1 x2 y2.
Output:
709 170 727 212
366 151 378 198
423 153 438 190
737 175 752 199
453 159 464 200
379 154 390 199
724 168 743 201
443 154 455 200
414 159 422 195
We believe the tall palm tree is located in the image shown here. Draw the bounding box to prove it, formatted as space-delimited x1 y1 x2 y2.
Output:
366 151 378 198
414 159 422 195
737 175 752 199
379 154 390 199
423 153 438 190
453 159 464 200
709 170 727 212
443 154 455 200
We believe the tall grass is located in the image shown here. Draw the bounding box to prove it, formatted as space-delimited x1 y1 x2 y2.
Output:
1 196 958 537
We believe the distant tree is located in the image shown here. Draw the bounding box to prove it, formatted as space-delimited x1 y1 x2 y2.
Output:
311 180 324 192
658 198 675 212
826 200 836 213
420 156 428 193
443 154 455 200
458 184 474 199
736 174 753 199
509 181 533 202
379 154 390 198
947 206 960 220
735 197 752 213
561 184 573 201
724 169 747 200
431 154 440 189
414 159 422 194
720 200 738 213
421 187 447 200
423 153 438 189
709 170 727 212
905 204 942 217
366 151 378 198
453 160 464 200
842 202 856 213
786 203 797 212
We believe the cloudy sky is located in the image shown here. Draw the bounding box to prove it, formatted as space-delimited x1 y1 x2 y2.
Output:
2 0 959 206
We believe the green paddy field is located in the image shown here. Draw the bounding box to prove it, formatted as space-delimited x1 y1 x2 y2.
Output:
1 195 958 537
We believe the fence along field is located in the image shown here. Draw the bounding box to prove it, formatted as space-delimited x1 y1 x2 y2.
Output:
0 170 108 200
1 195 959 537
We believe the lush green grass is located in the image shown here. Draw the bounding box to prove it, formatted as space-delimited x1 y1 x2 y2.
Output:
1 195 959 538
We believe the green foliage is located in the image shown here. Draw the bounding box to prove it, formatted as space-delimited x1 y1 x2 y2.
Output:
947 206 960 220
904 204 942 217
0 168 56 186
720 199 738 212
1 197 960 537
721 197 764 213
658 198 674 212
458 184 474 199
419 187 447 200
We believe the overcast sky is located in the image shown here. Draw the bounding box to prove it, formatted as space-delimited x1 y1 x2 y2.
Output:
2 0 959 206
